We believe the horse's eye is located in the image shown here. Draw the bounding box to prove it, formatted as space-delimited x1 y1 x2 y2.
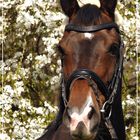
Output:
108 43 119 57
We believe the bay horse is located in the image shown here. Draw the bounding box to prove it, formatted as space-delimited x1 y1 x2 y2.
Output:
37 0 126 139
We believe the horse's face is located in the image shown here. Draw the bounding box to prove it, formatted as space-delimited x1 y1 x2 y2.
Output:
59 0 119 139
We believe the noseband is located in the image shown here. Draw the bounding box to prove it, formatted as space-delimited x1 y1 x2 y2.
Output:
61 22 124 140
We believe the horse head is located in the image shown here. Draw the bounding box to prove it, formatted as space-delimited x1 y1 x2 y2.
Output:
59 0 122 139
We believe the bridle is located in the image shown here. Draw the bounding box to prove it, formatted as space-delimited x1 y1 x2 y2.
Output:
61 22 124 140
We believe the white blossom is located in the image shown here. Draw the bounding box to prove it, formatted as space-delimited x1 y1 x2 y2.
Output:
4 85 14 95
78 0 100 7
44 101 57 113
36 107 44 114
14 52 23 59
23 0 34 8
0 133 10 140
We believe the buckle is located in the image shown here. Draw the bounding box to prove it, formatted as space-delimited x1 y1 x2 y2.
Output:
100 100 112 120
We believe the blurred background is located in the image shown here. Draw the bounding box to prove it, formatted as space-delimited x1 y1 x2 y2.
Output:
0 0 140 139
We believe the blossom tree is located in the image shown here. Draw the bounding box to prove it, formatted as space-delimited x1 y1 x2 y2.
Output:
0 0 139 139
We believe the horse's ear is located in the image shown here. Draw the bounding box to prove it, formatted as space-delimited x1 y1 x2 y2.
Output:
100 0 117 20
60 0 80 17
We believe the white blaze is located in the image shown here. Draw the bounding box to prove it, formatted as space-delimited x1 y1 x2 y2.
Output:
69 95 93 132
84 33 93 39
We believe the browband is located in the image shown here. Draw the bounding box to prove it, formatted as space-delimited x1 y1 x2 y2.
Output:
65 22 119 33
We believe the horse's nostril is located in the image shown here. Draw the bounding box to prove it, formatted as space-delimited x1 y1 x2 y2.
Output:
71 121 87 137
71 121 94 139
88 106 95 119
76 121 86 132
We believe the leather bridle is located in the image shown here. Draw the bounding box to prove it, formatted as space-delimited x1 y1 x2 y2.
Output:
61 22 124 140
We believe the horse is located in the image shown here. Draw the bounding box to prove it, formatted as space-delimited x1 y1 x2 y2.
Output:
37 0 126 139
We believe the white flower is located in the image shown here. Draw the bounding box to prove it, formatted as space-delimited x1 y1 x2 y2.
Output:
35 54 48 68
0 117 5 123
17 11 38 28
4 85 14 96
14 81 24 96
23 0 34 8
34 8 46 23
50 76 59 85
13 112 17 118
35 54 47 61
5 118 11 123
115 10 123 25
0 133 10 140
14 81 24 88
4 104 12 111
14 52 23 59
36 107 44 114
44 101 57 113
11 63 18 69
12 74 21 80
126 95 135 105
133 136 139 140
19 68 30 78
23 12 35 24
78 0 100 7
27 53 33 61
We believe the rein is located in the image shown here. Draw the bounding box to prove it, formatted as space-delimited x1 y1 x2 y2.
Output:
61 22 124 140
